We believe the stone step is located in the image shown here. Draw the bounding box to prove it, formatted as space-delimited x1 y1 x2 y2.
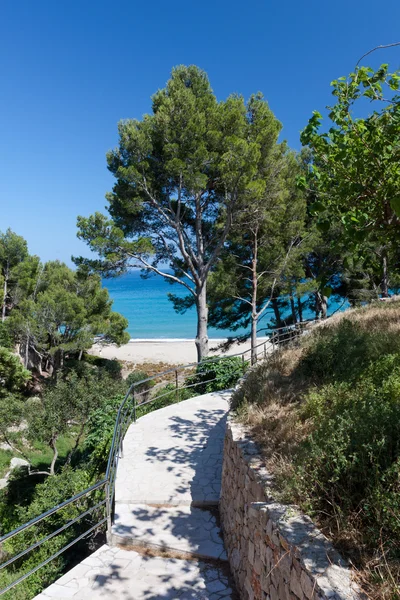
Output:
112 503 227 561
35 544 235 599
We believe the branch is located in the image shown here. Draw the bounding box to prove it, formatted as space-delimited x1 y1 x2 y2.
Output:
356 42 400 67
204 190 237 276
128 252 196 296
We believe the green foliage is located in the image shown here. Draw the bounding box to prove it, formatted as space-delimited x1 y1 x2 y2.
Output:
0 229 29 320
75 66 288 360
235 303 400 591
0 322 12 349
125 370 150 388
80 354 122 379
208 148 307 347
0 347 30 443
6 259 129 374
0 467 100 600
186 356 245 395
300 318 400 383
294 354 400 546
301 64 400 296
84 394 124 471
0 347 30 394
25 367 126 475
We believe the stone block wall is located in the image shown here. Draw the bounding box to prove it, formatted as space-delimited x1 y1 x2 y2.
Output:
219 419 363 600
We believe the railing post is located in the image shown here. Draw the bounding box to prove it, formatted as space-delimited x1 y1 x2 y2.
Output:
264 343 267 359
133 389 136 423
242 354 246 374
105 481 112 541
175 369 179 403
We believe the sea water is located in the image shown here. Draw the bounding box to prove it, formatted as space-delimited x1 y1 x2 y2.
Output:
103 270 348 340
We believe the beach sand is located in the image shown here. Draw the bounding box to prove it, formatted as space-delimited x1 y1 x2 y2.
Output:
90 337 270 366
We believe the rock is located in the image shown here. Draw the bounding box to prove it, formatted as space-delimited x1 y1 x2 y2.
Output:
10 457 29 469
0 478 8 489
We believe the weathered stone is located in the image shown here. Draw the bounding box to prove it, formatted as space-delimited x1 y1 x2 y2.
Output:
270 584 279 600
10 457 29 469
248 540 255 565
301 570 316 597
290 566 305 599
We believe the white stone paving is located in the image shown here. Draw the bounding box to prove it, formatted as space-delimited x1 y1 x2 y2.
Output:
116 392 230 506
34 544 234 600
113 504 227 560
35 391 235 599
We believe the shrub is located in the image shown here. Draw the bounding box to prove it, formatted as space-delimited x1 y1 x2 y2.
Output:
290 354 400 548
185 356 245 395
82 354 122 379
0 467 100 600
0 322 12 349
300 318 400 383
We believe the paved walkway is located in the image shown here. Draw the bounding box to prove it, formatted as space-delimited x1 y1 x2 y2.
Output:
35 391 235 599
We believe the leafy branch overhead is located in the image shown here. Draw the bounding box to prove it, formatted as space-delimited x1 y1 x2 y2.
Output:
300 63 400 297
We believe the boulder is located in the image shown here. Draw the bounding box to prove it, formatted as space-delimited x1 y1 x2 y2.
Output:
10 457 29 470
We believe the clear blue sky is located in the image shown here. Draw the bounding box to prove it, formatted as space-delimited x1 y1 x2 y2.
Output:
1 0 400 264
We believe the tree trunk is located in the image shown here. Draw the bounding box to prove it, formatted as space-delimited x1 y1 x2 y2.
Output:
316 291 328 319
321 295 328 319
251 315 258 365
297 295 303 322
53 349 64 376
66 422 85 466
24 335 29 369
195 284 208 363
289 291 297 325
271 297 283 328
2 264 8 322
49 437 58 476
381 250 389 297
251 231 258 365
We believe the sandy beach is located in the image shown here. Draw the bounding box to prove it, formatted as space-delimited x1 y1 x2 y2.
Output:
90 337 271 366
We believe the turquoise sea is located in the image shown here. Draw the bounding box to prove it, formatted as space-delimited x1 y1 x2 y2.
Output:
104 271 348 340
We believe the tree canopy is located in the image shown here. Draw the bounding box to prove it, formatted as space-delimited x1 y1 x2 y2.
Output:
300 64 400 296
76 66 287 361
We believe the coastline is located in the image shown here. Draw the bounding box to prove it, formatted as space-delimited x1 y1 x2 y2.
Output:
90 337 270 365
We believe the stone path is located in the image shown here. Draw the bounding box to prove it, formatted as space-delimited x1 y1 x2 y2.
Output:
35 545 234 600
35 391 236 599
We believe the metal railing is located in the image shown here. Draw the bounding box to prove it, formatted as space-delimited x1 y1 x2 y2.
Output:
0 322 309 597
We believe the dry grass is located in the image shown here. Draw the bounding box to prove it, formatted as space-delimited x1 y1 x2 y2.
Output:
311 298 400 334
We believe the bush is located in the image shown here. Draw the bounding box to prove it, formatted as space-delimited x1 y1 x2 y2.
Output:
300 318 400 383
0 467 100 600
185 356 245 395
82 354 122 379
290 354 400 548
0 322 12 349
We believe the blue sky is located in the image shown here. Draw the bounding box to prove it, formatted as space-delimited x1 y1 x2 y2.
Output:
1 0 400 264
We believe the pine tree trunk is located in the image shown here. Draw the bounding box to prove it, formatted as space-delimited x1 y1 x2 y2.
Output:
251 315 258 365
251 231 258 365
195 284 209 363
321 296 328 319
271 297 283 328
297 295 303 322
24 335 29 369
289 291 297 324
2 264 8 322
381 251 389 297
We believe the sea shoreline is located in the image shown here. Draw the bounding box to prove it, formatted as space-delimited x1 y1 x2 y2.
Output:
90 337 270 365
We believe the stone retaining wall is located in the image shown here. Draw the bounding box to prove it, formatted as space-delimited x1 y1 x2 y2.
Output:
220 419 363 600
